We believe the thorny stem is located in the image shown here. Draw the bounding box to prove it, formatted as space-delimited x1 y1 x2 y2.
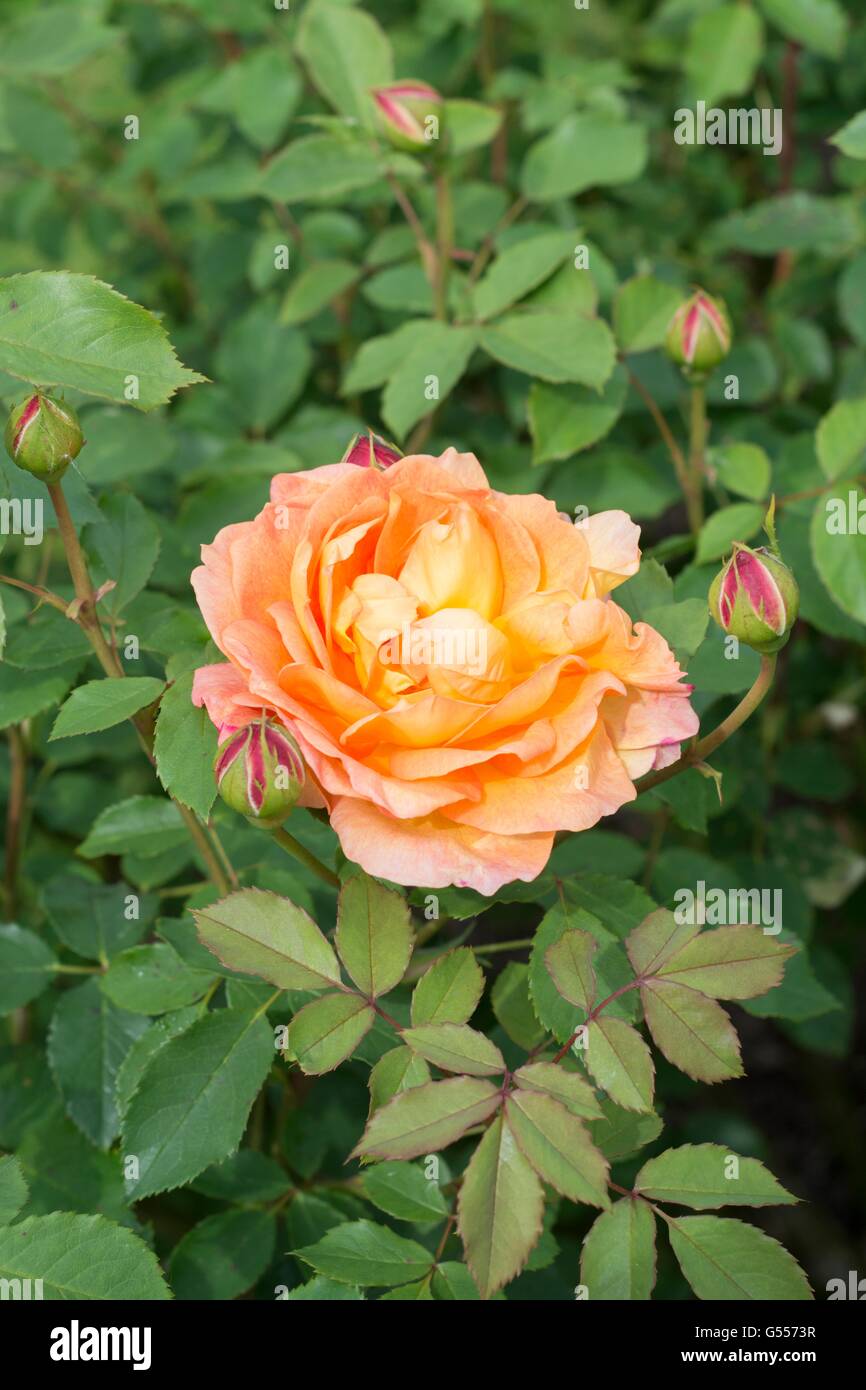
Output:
625 366 701 533
0 572 68 613
551 979 643 1064
635 653 778 795
46 479 232 895
385 169 437 287
271 826 340 889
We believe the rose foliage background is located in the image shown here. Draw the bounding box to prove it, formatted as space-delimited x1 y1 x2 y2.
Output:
0 0 865 1303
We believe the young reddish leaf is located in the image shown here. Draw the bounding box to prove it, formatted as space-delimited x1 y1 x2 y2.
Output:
641 979 743 1083
656 925 797 999
193 888 340 991
584 1017 655 1113
513 1061 603 1120
288 993 374 1075
335 873 413 999
544 928 597 1011
626 908 699 977
352 1077 501 1161
457 1111 544 1299
665 1214 813 1300
410 947 484 1026
401 1022 505 1077
506 1090 610 1209
635 1144 798 1209
580 1198 657 1300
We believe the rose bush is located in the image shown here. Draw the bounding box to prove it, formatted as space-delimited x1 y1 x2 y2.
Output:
192 450 697 893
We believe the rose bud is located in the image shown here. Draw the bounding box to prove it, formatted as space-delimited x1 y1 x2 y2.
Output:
341 429 402 470
215 720 305 828
372 81 443 152
4 391 84 481
709 543 799 653
665 290 732 376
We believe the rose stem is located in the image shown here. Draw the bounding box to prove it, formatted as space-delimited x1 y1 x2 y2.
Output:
46 479 233 895
271 826 340 890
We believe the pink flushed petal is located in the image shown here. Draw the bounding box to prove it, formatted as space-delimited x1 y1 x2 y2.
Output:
735 551 786 633
373 91 423 140
697 295 729 348
12 395 41 456
682 304 703 363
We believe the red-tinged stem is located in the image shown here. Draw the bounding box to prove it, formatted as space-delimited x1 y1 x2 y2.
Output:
271 826 340 889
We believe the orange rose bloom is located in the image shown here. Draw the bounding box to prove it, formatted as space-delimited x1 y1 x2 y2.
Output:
192 448 697 895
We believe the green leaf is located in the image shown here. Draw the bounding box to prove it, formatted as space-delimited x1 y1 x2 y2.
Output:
193 888 341 991
491 963 546 1050
641 980 743 1082
353 1076 501 1161
695 503 764 563
645 598 709 663
457 1111 544 1299
49 677 164 741
285 1276 363 1301
545 929 597 1011
260 134 385 203
480 312 615 388
506 1090 609 1208
521 114 647 202
472 231 578 322
295 1219 430 1288
513 1061 603 1120
192 1150 291 1203
444 99 502 155
614 276 683 355
402 1022 505 1077
757 0 847 59
42 875 150 961
585 1018 655 1113
0 662 83 731
154 671 218 820
0 924 56 1013
666 1214 813 1299
101 943 214 1015
626 906 699 976
47 978 147 1148
336 873 413 998
0 272 203 409
830 110 866 160
86 493 161 615
288 992 375 1075
121 1007 275 1198
295 1 393 128
411 947 484 1026
431 1261 484 1300
589 1098 664 1162
361 1160 448 1223
563 878 657 943
0 7 118 78
656 925 796 998
0 1211 171 1299
635 1144 798 1209
816 396 866 481
685 5 764 105
281 259 358 326
341 320 429 394
368 1045 431 1112
79 796 188 860
810 485 866 624
529 367 628 464
115 1008 200 1120
169 1209 276 1300
382 323 478 439
713 443 772 501
580 1198 657 1300
215 301 311 432
0 1155 28 1225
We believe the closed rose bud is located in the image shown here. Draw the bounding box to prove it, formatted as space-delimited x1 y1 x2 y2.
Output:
665 290 731 376
709 543 799 653
372 81 443 152
4 392 84 480
341 430 402 470
215 720 305 827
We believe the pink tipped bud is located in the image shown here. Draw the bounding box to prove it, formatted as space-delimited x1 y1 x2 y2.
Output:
709 544 799 653
341 429 402 470
372 81 443 152
666 290 732 376
4 391 84 480
215 720 305 828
